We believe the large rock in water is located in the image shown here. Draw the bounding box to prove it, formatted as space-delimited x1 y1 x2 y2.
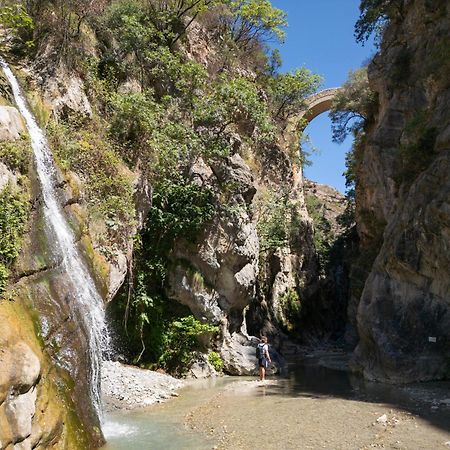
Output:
352 0 450 382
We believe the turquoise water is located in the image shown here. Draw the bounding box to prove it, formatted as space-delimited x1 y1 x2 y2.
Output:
103 410 212 450
103 377 234 450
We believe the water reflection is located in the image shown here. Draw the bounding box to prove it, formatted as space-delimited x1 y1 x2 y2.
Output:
252 356 450 432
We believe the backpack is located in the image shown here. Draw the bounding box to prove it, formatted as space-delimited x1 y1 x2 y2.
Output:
256 343 265 359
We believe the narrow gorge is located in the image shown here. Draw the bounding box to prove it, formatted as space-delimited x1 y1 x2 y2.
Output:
0 0 448 448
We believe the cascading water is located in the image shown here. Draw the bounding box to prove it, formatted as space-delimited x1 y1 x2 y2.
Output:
0 57 109 420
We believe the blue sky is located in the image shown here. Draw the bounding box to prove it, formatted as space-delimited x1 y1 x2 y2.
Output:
271 0 376 193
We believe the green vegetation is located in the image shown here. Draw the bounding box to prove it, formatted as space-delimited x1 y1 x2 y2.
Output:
131 0 219 48
256 189 303 253
0 135 32 173
305 194 333 272
256 188 306 305
208 351 224 372
104 0 284 56
330 68 377 144
0 3 34 53
279 288 301 332
329 67 376 230
194 74 275 145
224 0 287 49
354 0 404 45
0 184 30 294
160 316 218 375
270 68 322 121
0 134 31 296
108 91 206 175
102 2 209 92
111 178 217 373
47 119 135 246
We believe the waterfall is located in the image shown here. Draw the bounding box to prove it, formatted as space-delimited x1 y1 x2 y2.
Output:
0 58 109 420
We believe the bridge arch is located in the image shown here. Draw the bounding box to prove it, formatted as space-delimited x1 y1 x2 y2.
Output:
283 87 342 143
299 87 342 125
283 87 343 190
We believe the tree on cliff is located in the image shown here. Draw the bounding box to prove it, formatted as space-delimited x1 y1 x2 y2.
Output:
270 68 322 121
329 67 377 144
0 3 34 52
222 0 287 48
329 67 377 222
355 0 405 44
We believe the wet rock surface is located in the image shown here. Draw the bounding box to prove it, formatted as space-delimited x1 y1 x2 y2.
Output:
0 299 88 450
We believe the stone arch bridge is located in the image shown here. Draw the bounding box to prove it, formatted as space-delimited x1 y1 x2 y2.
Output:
299 87 342 125
283 87 342 151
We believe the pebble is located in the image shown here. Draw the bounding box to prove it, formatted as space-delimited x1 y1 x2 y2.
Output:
376 414 388 425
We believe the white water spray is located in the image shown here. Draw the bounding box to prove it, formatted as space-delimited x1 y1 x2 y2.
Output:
0 57 109 420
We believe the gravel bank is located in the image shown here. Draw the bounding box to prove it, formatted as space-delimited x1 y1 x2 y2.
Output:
101 360 183 411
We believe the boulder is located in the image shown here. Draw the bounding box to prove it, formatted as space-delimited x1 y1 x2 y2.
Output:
188 353 218 379
0 342 40 449
0 106 25 141
220 331 259 376
42 65 92 118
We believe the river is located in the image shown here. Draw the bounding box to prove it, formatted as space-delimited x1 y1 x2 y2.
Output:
102 352 450 449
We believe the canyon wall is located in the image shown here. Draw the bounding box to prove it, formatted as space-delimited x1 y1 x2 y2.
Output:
353 0 450 382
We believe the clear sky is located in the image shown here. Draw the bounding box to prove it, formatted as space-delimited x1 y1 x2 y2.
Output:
271 0 376 193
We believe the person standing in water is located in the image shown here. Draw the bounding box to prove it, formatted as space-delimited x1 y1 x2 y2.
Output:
257 336 271 381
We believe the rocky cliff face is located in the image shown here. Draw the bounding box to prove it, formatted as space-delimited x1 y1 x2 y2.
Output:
167 137 317 373
352 0 450 382
302 180 353 339
0 102 94 447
